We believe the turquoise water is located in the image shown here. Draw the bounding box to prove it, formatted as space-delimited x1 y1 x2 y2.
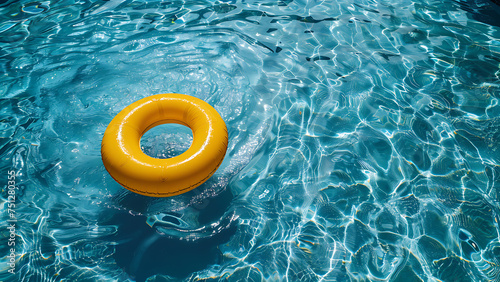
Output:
1 0 500 280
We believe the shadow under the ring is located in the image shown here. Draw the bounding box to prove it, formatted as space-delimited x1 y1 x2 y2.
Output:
100 185 237 281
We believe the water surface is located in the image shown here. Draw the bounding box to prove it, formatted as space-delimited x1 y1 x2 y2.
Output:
1 0 500 281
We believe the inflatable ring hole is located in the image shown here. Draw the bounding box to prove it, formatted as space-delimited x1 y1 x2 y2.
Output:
140 123 193 159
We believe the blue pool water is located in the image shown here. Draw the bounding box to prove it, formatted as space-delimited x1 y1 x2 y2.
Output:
1 0 500 280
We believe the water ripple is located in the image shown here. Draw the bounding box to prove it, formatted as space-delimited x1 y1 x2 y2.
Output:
1 0 500 281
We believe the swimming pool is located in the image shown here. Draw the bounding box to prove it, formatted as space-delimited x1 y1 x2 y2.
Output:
1 0 500 280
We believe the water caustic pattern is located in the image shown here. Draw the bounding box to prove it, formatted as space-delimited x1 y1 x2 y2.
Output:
1 0 500 280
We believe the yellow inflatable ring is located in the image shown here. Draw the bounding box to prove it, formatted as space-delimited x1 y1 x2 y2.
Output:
101 93 228 197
